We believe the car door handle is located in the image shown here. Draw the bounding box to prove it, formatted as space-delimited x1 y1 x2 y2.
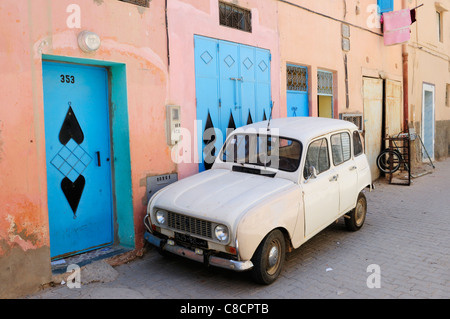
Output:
349 166 357 171
329 174 338 182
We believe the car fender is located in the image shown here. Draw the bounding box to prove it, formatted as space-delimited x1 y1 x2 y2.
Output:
235 185 303 261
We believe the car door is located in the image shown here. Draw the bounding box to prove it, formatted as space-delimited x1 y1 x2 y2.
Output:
330 131 358 215
352 130 371 192
302 137 340 238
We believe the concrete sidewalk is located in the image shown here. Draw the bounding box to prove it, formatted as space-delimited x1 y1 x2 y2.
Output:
25 159 450 299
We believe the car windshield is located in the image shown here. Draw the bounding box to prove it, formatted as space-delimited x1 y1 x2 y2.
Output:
221 134 302 172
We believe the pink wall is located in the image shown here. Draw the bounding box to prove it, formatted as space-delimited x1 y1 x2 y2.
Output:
167 0 281 179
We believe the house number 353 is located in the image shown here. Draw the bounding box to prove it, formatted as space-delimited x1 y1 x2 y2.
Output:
61 74 75 84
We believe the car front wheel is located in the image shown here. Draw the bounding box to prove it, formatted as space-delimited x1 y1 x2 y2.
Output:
345 192 367 231
251 229 286 285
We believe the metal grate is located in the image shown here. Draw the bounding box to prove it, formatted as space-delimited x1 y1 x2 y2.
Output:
318 70 333 96
219 2 252 32
118 0 150 8
287 65 308 92
340 113 363 131
168 212 213 239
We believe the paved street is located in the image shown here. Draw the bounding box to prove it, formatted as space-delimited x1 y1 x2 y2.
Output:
26 159 450 299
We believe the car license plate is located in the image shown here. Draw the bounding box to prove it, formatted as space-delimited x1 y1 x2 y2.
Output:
174 232 208 249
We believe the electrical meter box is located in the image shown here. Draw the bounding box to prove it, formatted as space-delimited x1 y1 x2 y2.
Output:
166 105 181 145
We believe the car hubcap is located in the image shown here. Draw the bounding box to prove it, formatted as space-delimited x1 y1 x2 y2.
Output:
267 240 281 275
355 198 366 226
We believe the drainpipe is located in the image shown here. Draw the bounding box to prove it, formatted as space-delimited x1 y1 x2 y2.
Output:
402 0 409 132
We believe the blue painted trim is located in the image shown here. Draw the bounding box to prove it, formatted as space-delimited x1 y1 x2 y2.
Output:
377 0 393 13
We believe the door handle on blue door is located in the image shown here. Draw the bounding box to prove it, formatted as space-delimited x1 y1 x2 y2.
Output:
96 151 101 167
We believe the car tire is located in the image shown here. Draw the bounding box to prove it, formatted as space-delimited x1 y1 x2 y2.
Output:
345 192 367 231
251 229 286 285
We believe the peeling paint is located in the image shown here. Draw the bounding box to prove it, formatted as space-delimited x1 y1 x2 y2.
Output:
1 199 48 253
6 215 40 250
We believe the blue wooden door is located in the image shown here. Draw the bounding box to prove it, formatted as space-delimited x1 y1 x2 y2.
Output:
42 62 113 259
422 84 435 160
286 64 309 117
194 36 271 171
219 41 241 138
194 37 221 171
255 49 272 122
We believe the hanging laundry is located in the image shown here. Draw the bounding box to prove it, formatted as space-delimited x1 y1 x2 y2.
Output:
410 8 417 24
382 9 412 46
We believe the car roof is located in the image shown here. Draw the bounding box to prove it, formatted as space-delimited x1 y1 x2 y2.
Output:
233 117 358 143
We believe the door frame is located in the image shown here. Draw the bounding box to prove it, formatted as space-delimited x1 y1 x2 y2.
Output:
317 69 334 118
421 82 436 162
42 55 135 250
43 61 114 259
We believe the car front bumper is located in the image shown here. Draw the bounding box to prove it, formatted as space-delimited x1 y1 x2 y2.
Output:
144 231 253 272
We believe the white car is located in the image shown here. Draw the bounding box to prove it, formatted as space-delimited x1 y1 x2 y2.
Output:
144 117 372 284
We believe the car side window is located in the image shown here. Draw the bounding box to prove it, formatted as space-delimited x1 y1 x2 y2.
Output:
303 138 330 179
331 132 351 166
353 131 363 157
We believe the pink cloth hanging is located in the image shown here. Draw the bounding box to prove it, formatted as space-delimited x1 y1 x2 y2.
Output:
383 9 412 46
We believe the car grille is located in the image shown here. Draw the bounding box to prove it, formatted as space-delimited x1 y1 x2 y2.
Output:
167 212 212 239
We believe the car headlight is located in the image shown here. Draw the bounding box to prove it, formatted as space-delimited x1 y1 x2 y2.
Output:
214 225 229 242
155 210 167 225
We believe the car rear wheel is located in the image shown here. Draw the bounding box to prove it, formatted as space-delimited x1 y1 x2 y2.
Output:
251 229 286 285
345 192 367 231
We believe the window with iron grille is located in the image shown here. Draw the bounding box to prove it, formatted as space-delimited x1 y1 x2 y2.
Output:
340 113 364 131
119 0 150 8
219 2 252 33
317 70 333 96
287 65 308 92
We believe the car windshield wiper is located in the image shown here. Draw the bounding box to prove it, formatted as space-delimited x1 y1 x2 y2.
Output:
232 165 276 178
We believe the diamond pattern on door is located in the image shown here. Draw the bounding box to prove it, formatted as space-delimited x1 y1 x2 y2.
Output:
243 57 253 70
201 51 213 64
51 142 92 183
224 55 235 68
259 60 268 72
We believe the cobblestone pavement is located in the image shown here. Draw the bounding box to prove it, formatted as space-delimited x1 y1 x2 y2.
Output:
26 159 450 299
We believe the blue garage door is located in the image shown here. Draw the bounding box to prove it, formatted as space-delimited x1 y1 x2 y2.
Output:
42 62 114 259
195 35 272 171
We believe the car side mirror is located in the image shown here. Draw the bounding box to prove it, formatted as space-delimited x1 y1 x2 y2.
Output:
305 166 318 183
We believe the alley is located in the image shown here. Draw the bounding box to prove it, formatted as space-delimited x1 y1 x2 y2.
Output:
27 158 450 299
